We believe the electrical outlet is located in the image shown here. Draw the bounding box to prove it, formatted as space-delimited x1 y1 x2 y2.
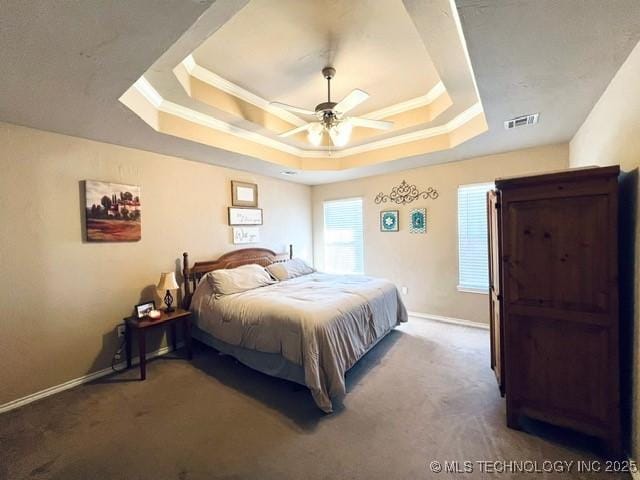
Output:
116 324 126 338
401 286 408 295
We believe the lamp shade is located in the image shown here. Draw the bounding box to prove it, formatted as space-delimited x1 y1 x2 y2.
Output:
157 272 179 291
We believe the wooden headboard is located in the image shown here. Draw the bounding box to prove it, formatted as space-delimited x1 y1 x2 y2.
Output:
181 245 293 308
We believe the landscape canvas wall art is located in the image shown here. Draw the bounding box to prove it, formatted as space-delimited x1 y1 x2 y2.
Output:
84 180 141 242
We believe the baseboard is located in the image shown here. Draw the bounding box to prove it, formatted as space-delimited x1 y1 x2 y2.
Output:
0 342 184 415
408 311 489 330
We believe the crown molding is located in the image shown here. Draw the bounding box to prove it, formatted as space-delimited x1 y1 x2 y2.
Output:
181 56 448 125
181 55 306 127
132 76 485 160
448 0 484 105
365 82 446 120
135 76 163 108
336 102 484 157
134 77 301 155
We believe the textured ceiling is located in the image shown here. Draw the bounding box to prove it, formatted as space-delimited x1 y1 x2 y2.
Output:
193 0 439 116
122 0 485 169
1 0 639 184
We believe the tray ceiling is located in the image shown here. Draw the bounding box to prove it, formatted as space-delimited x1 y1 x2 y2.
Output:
192 0 440 116
120 0 488 173
5 1 638 184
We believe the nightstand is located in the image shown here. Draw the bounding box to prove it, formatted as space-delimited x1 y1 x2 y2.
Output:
124 308 192 380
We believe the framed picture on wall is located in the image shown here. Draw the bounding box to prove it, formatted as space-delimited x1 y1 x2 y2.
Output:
380 210 399 232
409 208 426 234
233 227 260 244
228 207 263 225
231 181 258 207
84 180 141 242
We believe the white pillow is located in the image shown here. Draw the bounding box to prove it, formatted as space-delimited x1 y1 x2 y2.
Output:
206 264 275 296
266 258 314 281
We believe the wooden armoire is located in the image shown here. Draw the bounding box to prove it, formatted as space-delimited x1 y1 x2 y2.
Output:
487 166 621 455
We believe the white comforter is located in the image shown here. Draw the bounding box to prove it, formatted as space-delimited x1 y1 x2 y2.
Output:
191 272 408 412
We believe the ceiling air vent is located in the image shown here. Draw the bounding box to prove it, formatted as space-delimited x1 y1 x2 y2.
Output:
504 113 539 130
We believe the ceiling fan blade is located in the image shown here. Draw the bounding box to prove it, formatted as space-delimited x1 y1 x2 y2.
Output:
349 117 394 130
279 124 311 137
270 102 316 116
334 89 369 114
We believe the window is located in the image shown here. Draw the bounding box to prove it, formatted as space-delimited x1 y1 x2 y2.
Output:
323 197 364 274
457 183 494 293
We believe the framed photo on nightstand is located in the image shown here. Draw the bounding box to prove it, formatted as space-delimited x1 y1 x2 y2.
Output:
135 301 156 318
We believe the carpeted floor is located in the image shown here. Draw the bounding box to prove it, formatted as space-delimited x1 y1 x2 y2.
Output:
0 318 630 480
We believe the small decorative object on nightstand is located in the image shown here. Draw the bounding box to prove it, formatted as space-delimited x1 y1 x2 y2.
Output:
157 272 179 312
135 300 156 318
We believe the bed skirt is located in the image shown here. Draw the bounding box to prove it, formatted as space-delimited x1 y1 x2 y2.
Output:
191 323 398 401
191 326 307 386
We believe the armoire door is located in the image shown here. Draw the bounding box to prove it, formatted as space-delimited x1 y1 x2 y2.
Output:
500 180 619 448
487 190 504 395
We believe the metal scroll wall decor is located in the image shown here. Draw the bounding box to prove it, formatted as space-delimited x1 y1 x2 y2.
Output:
374 180 439 205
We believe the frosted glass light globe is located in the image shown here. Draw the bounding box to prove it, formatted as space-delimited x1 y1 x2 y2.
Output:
307 123 324 146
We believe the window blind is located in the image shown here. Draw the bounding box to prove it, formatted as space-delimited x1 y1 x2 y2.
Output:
323 197 364 274
457 183 494 292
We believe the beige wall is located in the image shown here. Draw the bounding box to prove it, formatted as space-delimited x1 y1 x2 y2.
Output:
569 40 640 461
0 122 312 406
312 144 569 324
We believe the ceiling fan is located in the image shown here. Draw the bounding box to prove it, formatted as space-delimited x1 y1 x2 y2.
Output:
270 67 393 147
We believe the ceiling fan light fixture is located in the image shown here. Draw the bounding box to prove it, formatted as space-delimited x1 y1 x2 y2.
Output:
307 122 324 146
274 67 392 148
330 120 353 147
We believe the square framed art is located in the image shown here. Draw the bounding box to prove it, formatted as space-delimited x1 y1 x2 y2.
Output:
380 210 399 232
84 180 141 242
231 181 258 207
409 208 426 234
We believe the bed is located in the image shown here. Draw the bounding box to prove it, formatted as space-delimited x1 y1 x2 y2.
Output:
182 247 408 412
